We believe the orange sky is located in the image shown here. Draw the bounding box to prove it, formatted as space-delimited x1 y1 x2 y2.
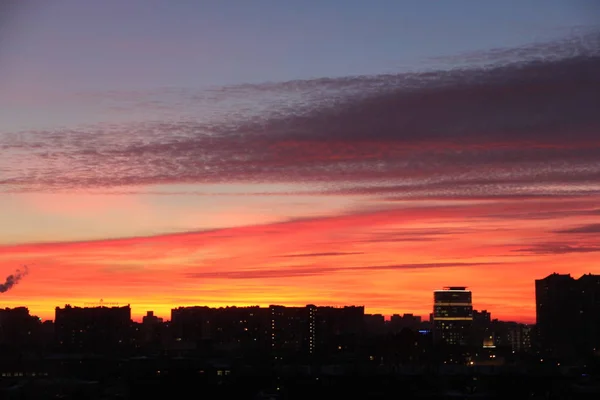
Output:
1 191 598 323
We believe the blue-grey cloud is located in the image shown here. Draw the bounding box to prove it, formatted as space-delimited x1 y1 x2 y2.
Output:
1 31 599 201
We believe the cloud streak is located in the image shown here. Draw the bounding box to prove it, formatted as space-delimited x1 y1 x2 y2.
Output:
554 223 600 234
514 243 600 255
278 252 364 258
186 262 501 280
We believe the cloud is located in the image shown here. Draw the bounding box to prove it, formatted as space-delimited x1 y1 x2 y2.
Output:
554 223 600 234
278 252 364 258
1 31 599 201
514 243 600 255
185 262 501 280
357 228 471 244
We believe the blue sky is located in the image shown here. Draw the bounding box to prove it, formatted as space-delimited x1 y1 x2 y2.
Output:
2 0 598 89
1 0 597 131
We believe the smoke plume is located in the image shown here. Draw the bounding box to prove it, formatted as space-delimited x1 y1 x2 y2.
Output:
0 265 29 293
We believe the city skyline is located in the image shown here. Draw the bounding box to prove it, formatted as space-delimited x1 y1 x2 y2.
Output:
0 277 569 324
1 1 599 323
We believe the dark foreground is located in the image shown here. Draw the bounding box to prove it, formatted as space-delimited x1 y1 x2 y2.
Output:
1 357 600 400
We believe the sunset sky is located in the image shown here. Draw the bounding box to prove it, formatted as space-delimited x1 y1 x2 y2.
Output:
1 0 599 322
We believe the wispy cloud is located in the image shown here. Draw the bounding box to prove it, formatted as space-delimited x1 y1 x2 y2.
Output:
278 252 364 258
514 243 600 255
554 223 600 234
185 262 501 280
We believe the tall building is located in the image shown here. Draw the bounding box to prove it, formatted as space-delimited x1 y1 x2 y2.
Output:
535 273 577 356
536 273 600 357
432 286 473 346
576 274 600 355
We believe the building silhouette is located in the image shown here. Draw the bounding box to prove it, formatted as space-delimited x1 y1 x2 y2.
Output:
389 313 422 333
432 286 473 346
0 307 42 352
170 306 271 357
170 304 364 360
140 311 165 348
54 304 132 353
536 273 600 358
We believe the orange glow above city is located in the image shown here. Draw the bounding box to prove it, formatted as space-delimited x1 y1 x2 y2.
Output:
1 191 598 322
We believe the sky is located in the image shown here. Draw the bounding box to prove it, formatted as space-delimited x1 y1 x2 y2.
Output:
0 0 599 322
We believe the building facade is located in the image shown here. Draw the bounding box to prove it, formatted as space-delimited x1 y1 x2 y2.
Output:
170 304 364 359
432 287 473 346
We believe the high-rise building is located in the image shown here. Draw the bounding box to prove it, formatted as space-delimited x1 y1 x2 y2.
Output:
432 286 473 346
535 273 576 356
536 273 600 357
576 274 600 354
